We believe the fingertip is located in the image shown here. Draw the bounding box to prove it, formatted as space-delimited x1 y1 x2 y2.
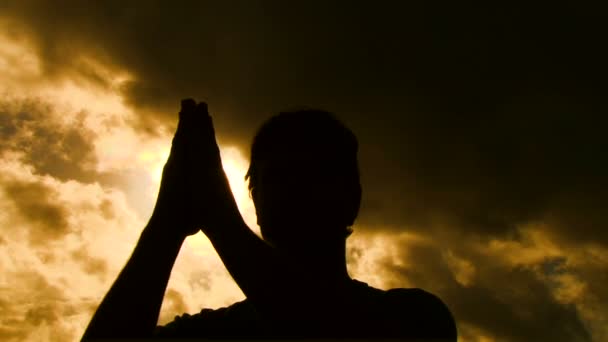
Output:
181 98 196 110
197 101 208 114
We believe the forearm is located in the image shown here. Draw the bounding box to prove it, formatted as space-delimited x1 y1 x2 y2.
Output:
206 218 320 326
82 219 185 340
206 218 279 301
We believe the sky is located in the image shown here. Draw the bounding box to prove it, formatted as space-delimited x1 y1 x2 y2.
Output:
0 1 606 341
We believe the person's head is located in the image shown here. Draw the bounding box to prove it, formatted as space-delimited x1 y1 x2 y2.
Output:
245 109 361 250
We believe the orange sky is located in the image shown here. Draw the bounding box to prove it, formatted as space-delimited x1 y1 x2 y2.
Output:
1 4 607 342
0 23 398 340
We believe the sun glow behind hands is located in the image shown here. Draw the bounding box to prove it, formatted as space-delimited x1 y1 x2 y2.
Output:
0 23 260 334
176 145 261 257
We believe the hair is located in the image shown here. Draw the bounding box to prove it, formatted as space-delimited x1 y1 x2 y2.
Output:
245 108 361 238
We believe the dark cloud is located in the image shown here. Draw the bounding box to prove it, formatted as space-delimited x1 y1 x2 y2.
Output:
2 1 608 340
165 288 188 315
0 297 24 340
378 234 592 342
2 178 71 244
158 288 190 325
71 248 109 280
25 303 61 326
0 99 99 183
0 271 80 342
0 98 158 220
98 198 114 221
546 239 608 341
188 270 212 292
3 1 606 245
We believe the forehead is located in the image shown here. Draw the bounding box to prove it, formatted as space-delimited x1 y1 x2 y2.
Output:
261 140 345 159
253 154 348 182
255 153 333 170
249 136 355 179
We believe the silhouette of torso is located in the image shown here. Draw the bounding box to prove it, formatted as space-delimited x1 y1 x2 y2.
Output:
154 279 456 340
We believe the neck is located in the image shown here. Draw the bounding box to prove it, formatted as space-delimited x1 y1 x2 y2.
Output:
282 237 351 284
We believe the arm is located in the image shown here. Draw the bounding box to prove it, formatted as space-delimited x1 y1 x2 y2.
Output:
204 217 296 324
204 213 340 333
109 99 335 338
174 101 343 331
81 219 185 340
82 99 207 339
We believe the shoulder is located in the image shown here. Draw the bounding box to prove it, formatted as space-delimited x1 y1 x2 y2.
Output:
381 287 457 341
153 300 260 338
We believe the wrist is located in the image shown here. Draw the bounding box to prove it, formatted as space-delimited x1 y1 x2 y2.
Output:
144 216 189 244
204 213 248 242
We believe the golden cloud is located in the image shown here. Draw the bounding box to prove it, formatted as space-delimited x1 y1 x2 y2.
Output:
1 4 607 341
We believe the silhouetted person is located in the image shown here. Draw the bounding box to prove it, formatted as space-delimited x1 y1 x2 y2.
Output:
82 99 457 341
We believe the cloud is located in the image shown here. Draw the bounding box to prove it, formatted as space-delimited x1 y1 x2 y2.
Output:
2 2 608 341
0 269 117 342
0 99 139 341
2 177 70 244
0 161 149 342
355 227 604 342
70 248 109 280
0 93 246 340
3 1 607 245
0 98 108 183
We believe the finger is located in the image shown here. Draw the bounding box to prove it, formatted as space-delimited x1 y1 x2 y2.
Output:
191 101 206 130
170 99 196 163
194 102 217 139
174 99 193 139
179 98 197 135
168 130 187 166
178 98 197 133
181 98 197 112
196 101 208 115
195 102 221 160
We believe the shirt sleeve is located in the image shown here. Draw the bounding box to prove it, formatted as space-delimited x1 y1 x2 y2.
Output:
153 307 231 338
153 301 263 339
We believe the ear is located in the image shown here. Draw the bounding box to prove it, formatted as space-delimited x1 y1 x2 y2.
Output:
251 187 258 202
251 187 263 226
